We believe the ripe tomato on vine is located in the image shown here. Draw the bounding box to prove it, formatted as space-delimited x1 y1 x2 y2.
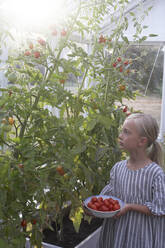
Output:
34 51 41 58
61 29 67 36
29 43 33 49
8 117 14 125
24 51 31 56
119 85 126 91
21 220 27 228
123 106 128 112
31 219 37 225
99 35 106 43
56 166 65 176
59 79 65 84
38 39 46 46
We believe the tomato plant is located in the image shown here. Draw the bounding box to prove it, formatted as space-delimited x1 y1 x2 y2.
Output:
0 0 151 247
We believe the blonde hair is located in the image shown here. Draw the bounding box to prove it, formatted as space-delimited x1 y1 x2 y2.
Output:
127 113 163 166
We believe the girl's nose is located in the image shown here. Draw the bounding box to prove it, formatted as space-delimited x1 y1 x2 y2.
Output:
119 132 122 138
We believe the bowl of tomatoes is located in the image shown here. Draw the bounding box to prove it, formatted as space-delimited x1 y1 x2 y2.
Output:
84 195 125 218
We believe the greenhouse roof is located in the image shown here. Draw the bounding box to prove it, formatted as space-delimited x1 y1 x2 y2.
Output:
100 0 165 44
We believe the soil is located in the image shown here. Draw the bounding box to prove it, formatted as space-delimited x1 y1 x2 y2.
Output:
42 217 103 248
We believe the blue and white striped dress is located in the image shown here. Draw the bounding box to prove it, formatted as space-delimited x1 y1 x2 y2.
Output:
99 160 165 248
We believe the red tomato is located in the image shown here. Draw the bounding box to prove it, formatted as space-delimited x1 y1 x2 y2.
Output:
56 165 65 176
119 66 123 72
91 197 98 203
107 198 114 204
100 205 109 211
99 35 106 43
32 219 37 225
91 204 97 210
97 199 103 206
94 202 101 209
112 199 117 205
59 79 65 84
98 203 104 210
103 199 110 207
97 197 103 202
113 62 117 67
38 39 46 46
124 60 129 65
61 30 67 36
123 106 128 113
113 203 120 211
18 164 24 169
87 202 93 209
117 57 122 62
34 51 40 58
21 220 27 227
24 51 31 56
114 200 119 205
108 203 113 211
52 29 58 36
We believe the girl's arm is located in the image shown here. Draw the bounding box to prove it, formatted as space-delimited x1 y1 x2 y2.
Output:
114 203 152 218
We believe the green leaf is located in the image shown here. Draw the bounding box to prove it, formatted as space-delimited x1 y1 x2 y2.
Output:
98 116 112 129
139 36 148 42
0 239 10 248
71 208 83 233
149 34 158 37
148 6 153 11
86 118 97 131
122 36 129 44
129 12 135 16
71 143 86 155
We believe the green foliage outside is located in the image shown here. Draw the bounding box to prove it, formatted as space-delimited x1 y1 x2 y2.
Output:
125 45 163 96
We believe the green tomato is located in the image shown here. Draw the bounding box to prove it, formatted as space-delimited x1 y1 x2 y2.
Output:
98 167 102 173
8 72 17 83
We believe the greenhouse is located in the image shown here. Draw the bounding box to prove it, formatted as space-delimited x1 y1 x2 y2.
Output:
0 0 165 248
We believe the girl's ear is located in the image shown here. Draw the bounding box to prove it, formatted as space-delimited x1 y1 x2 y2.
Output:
139 136 148 147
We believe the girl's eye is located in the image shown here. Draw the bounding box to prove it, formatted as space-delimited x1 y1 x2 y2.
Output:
123 129 130 134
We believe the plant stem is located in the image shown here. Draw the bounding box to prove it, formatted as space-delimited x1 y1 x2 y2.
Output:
104 7 124 104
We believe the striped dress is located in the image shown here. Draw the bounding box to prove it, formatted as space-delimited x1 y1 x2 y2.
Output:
98 160 165 248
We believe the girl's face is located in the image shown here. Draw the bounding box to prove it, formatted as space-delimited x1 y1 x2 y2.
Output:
118 118 143 152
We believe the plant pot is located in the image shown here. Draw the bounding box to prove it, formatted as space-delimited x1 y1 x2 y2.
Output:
25 238 61 248
75 226 101 248
25 226 101 248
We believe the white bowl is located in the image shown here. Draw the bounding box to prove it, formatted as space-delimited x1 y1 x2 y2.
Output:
84 195 125 218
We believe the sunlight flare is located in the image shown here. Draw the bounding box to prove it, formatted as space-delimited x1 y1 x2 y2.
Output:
1 0 71 31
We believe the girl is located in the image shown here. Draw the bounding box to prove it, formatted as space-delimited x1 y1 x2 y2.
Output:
98 113 165 248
